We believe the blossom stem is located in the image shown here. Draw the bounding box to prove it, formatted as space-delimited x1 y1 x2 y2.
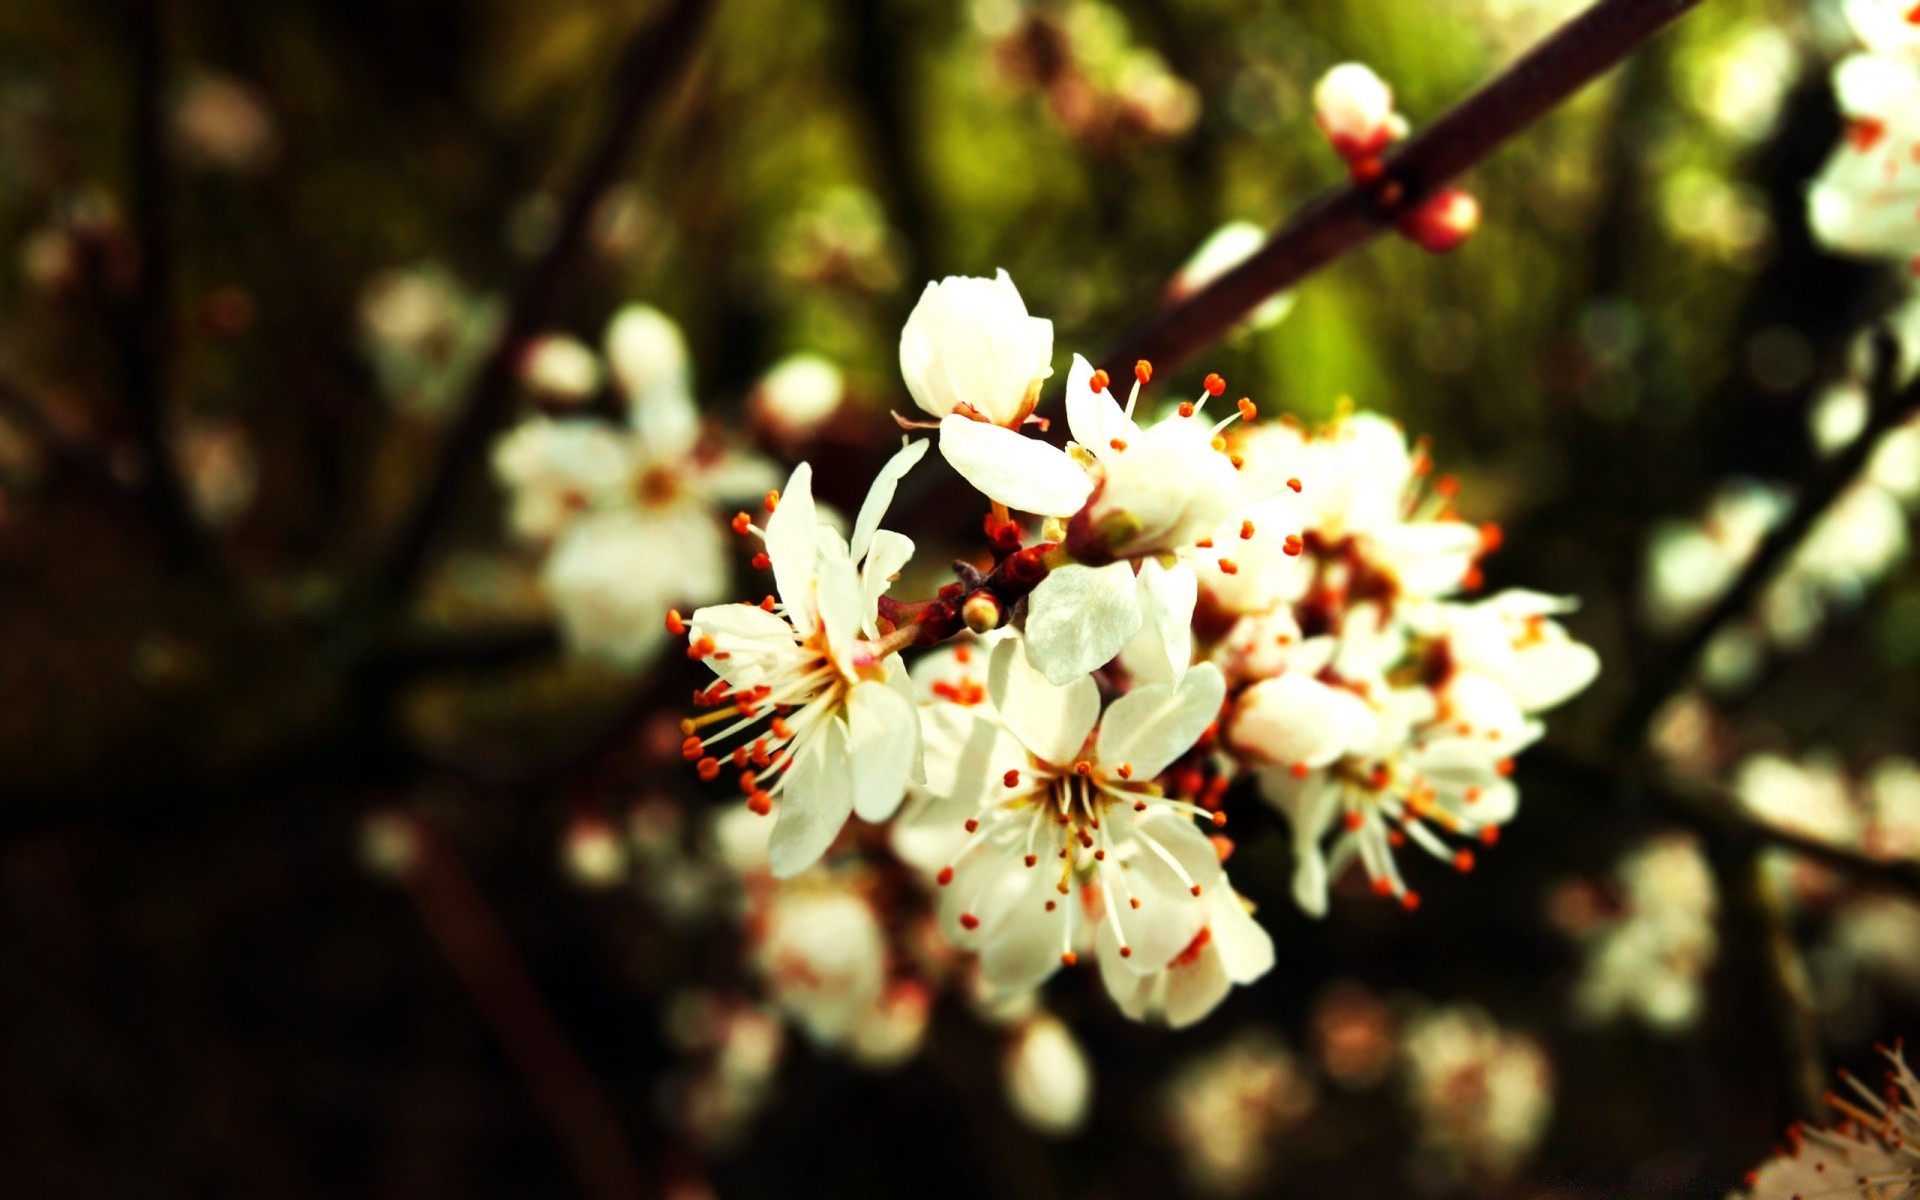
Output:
1101 0 1702 376
374 0 718 609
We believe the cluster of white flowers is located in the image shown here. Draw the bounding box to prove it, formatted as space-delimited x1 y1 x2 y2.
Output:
494 306 777 667
1557 833 1720 1033
1808 0 1920 275
1738 1044 1920 1199
973 0 1200 149
1162 1031 1316 1194
669 267 1598 1037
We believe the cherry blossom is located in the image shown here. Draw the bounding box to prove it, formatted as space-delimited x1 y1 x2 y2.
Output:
680 441 928 878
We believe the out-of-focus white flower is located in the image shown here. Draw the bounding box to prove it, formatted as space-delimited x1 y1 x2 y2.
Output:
494 309 777 666
1568 834 1719 1032
172 74 277 173
1738 1046 1920 1199
848 981 932 1069
1167 221 1295 330
1865 757 1920 859
1439 590 1602 713
1847 0 1920 61
1164 1030 1315 1194
605 303 693 410
1640 480 1789 632
1829 893 1920 1000
905 637 1246 1008
753 881 887 1045
176 419 258 527
683 443 927 878
1735 753 1863 848
1002 1013 1091 1135
900 270 1054 426
519 334 603 404
667 993 786 1150
1403 1005 1553 1186
750 353 845 450
1808 54 1920 269
359 264 502 418
561 815 628 888
1312 63 1407 162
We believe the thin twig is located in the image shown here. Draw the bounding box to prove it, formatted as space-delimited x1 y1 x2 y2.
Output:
1612 333 1920 745
1100 0 1702 376
396 817 649 1200
376 0 718 609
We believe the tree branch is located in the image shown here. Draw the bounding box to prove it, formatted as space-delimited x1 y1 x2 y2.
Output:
375 0 719 609
1100 0 1702 376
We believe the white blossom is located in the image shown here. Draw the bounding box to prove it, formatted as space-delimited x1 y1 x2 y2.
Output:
1808 53 1920 268
1403 1005 1553 1186
900 270 1054 426
1568 834 1719 1032
1312 63 1407 161
904 636 1246 1007
683 442 927 878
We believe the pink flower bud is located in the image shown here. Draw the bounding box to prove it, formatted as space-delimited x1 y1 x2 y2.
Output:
1398 188 1481 254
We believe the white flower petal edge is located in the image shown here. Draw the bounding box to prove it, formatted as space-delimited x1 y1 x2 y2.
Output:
936 414 1092 517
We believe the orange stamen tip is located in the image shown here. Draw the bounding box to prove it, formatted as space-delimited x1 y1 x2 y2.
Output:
1203 373 1226 396
1189 884 1203 897
760 595 777 611
1178 401 1195 418
1287 477 1302 493
665 609 688 635
1239 519 1255 540
1089 368 1110 393
936 866 955 886
1370 877 1394 896
1400 891 1422 911
1119 945 1132 958
1210 810 1227 828
764 490 779 512
680 736 704 761
1116 763 1133 780
959 913 979 931
1060 951 1078 966
1453 849 1476 873
1024 853 1037 867
1003 769 1021 788
696 757 721 782
1289 762 1310 780
1074 761 1093 777
1282 535 1304 557
751 552 771 570
1236 397 1257 421
1109 437 1128 452
731 512 752 535
1134 359 1153 384
746 792 771 815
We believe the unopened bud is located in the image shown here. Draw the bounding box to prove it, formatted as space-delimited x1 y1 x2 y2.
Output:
1398 188 1480 254
962 589 1005 634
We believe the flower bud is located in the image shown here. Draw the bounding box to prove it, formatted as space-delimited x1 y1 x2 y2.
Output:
899 269 1054 426
1003 1014 1091 1136
520 333 603 404
962 589 1005 634
1313 63 1404 162
750 353 844 450
604 304 691 405
1398 188 1480 255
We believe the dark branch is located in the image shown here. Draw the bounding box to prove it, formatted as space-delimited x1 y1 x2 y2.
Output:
375 0 718 609
1101 0 1702 376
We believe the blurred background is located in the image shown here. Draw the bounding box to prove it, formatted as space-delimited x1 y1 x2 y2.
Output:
3 0 1918 1196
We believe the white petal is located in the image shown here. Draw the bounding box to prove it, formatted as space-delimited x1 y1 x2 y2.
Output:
859 529 916 636
1210 890 1276 984
919 704 1026 810
938 415 1091 517
1261 769 1338 918
1064 353 1138 454
850 438 928 564
986 636 1100 764
848 679 918 822
978 867 1067 993
1161 949 1232 1030
1511 641 1600 712
1131 558 1197 683
1096 662 1225 781
883 654 924 785
768 714 855 878
1023 562 1142 685
1227 673 1350 768
813 536 867 676
763 462 820 633
1110 813 1218 970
